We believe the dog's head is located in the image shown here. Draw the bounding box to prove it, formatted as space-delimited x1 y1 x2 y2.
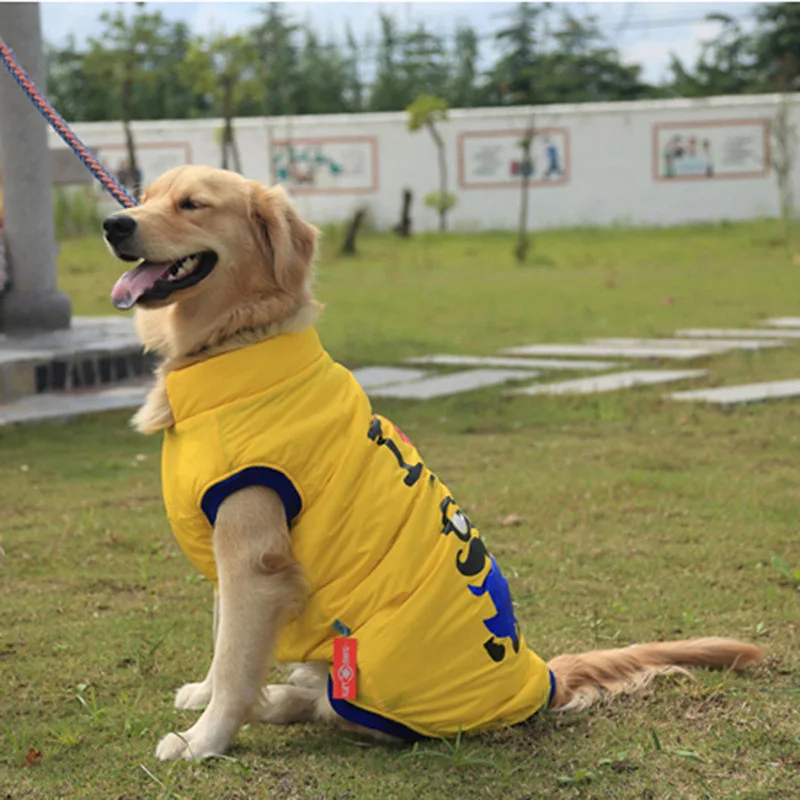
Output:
105 165 318 357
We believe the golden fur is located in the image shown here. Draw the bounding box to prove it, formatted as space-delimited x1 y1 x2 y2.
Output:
122 165 321 434
105 165 764 761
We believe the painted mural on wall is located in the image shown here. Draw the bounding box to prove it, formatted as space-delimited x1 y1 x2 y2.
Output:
271 136 378 194
93 143 192 201
653 120 769 181
458 128 570 189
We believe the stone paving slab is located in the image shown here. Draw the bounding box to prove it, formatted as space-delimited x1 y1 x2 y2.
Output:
369 369 536 400
509 369 707 397
403 354 620 371
71 315 134 328
763 317 800 328
670 379 800 406
501 343 719 360
0 379 151 427
675 328 799 341
6 313 798 422
591 337 786 351
351 366 429 390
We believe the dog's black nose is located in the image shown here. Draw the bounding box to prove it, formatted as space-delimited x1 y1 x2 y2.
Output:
103 214 137 246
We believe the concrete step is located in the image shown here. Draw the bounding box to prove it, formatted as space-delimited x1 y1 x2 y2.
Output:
0 376 152 426
0 315 154 402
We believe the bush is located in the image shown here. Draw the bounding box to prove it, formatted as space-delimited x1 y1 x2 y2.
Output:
424 191 457 215
53 187 104 240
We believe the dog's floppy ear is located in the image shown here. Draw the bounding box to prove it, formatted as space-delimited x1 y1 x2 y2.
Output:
250 183 318 294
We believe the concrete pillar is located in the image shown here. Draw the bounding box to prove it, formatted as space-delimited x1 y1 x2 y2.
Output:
0 2 71 331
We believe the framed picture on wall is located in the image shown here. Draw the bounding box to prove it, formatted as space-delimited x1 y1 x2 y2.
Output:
270 136 379 195
652 119 770 181
457 128 570 190
91 142 193 202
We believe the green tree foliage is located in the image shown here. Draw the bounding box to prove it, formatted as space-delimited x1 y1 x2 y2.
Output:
251 3 302 116
82 3 171 196
487 2 542 105
43 0 800 124
668 14 758 97
153 22 197 119
448 25 480 109
184 33 261 171
46 35 103 122
753 3 800 89
399 24 450 101
344 24 364 112
295 29 351 114
667 3 800 97
536 13 652 103
477 4 652 107
370 12 405 112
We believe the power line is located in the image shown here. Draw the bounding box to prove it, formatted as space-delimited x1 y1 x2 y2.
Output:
604 14 751 32
612 4 637 38
297 12 756 55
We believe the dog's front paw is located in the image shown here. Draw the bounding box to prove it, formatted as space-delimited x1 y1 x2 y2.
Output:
155 732 194 761
175 680 212 710
155 729 227 761
155 709 238 761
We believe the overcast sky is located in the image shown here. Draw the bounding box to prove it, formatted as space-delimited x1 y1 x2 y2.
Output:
39 1 762 86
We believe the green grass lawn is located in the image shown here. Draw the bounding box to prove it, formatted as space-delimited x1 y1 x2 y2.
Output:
2 222 798 799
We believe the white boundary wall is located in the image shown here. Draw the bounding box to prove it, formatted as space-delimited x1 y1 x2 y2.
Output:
49 93 799 232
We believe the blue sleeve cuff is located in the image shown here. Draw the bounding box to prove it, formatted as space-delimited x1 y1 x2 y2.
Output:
200 466 302 528
326 677 426 742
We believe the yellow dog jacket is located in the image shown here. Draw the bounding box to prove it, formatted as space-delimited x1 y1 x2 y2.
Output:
161 327 553 739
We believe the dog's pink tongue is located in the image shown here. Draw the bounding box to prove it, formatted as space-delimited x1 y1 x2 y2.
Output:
111 262 169 311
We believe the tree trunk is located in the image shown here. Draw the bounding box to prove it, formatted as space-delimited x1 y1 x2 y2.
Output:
121 70 140 200
230 128 242 174
393 188 413 237
771 95 796 245
341 207 366 255
515 126 534 264
221 78 234 171
515 175 530 264
427 121 448 232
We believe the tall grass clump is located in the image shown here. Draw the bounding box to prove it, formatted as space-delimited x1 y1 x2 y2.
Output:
54 187 104 240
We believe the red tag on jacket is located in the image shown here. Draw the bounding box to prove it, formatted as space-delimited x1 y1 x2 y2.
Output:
332 637 358 700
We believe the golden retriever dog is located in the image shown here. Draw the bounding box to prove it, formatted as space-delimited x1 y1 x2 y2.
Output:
104 165 763 762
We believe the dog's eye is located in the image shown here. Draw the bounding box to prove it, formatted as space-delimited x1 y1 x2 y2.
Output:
179 198 201 211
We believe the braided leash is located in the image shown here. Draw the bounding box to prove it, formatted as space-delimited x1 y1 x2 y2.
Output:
0 36 138 208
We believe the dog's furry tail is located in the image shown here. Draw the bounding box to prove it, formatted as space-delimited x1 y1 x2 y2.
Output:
547 637 763 712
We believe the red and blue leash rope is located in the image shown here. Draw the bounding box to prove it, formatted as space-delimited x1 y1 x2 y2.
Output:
0 36 138 209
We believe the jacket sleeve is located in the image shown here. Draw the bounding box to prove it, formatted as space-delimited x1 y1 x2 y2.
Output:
200 465 303 528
